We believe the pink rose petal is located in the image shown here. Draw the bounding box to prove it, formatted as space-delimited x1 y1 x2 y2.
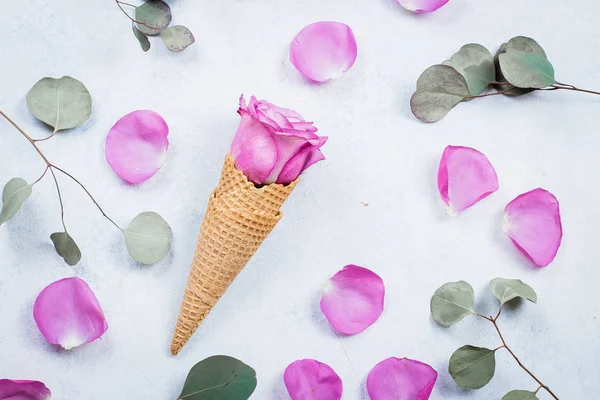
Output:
105 110 169 184
33 277 108 350
367 358 438 400
290 21 358 83
396 0 450 13
320 265 385 335
0 380 51 400
438 145 499 216
504 188 562 267
284 359 343 400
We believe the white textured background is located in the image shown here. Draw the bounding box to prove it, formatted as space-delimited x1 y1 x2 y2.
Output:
1 0 599 399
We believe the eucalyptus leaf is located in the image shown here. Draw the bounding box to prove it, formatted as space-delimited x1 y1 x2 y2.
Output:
136 0 171 36
133 25 151 52
179 355 257 400
443 44 495 96
449 345 496 389
0 178 32 226
411 65 470 123
160 25 195 52
430 280 475 327
502 390 539 400
499 50 556 89
50 232 82 266
123 212 171 265
26 76 92 131
494 36 547 96
490 278 537 306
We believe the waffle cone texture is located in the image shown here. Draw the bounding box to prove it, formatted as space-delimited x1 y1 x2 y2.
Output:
170 154 298 355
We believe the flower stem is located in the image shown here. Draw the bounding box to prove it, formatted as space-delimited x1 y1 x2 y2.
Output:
0 108 121 231
490 317 559 400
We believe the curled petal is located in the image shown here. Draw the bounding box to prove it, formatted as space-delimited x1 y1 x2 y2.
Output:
33 277 108 350
230 110 278 184
105 110 169 184
284 359 343 400
367 358 438 400
320 265 385 335
504 188 562 267
0 380 51 400
290 21 358 83
438 145 499 215
396 0 450 13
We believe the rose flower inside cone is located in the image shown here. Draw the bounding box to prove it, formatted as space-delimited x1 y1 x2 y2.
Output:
171 95 326 355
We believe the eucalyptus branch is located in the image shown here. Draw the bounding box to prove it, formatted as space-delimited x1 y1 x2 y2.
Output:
475 308 560 400
431 279 560 399
0 109 121 230
552 83 600 96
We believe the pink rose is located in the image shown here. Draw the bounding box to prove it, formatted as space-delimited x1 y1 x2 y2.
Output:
230 95 327 185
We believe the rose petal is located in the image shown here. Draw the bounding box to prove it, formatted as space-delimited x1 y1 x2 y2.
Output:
504 188 562 267
396 0 450 13
33 277 108 350
438 145 499 216
284 359 343 400
367 358 438 400
320 265 384 335
105 110 169 184
230 110 278 185
290 21 358 83
0 380 51 400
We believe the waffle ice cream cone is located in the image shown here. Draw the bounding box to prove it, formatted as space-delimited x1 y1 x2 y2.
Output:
170 154 298 355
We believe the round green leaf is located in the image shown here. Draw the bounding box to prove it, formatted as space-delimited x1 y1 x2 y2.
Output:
133 25 151 52
443 44 495 96
430 280 475 327
26 76 92 131
123 212 172 265
499 50 556 89
50 231 82 266
135 0 172 36
179 355 257 400
411 65 470 123
494 36 547 96
160 25 195 52
502 390 539 400
490 278 537 306
449 345 496 389
0 178 32 226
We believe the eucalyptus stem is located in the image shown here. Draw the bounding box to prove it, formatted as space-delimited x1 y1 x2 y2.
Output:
465 87 516 99
114 0 160 31
0 108 121 231
552 83 600 96
478 308 560 400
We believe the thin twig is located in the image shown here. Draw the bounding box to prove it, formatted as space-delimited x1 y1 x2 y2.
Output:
552 84 600 96
32 166 50 185
49 168 67 232
114 0 160 31
490 319 559 400
465 87 517 99
52 165 121 230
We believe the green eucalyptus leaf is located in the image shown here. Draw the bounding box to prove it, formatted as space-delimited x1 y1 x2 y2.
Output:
494 36 547 96
411 65 470 123
123 212 172 265
443 44 495 96
449 345 496 389
430 280 475 327
499 50 555 89
136 0 172 36
26 76 92 131
160 25 196 52
490 278 537 306
502 390 539 400
133 25 151 52
50 231 82 266
0 178 32 226
179 355 257 400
